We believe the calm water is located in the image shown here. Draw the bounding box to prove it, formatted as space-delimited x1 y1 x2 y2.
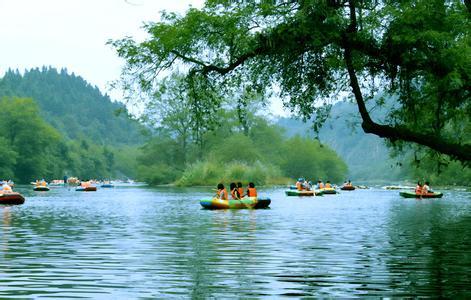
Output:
1 185 470 298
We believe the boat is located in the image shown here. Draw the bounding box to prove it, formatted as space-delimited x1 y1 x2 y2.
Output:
100 183 114 188
0 192 25 205
285 190 323 196
399 191 443 198
320 188 337 194
340 185 355 191
76 186 97 192
200 197 271 209
33 186 50 191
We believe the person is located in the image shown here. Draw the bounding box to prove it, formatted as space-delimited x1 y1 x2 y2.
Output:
215 183 228 200
325 181 332 188
230 182 241 200
347 180 352 187
1 183 13 194
237 182 244 198
302 179 311 191
317 180 324 189
415 181 423 194
422 181 431 195
296 178 304 191
247 182 257 197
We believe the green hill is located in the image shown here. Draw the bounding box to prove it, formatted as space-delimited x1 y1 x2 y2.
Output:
0 67 144 145
276 101 409 181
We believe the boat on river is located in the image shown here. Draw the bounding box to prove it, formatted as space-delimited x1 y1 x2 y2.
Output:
320 188 337 194
285 190 323 196
399 191 443 198
200 197 271 209
33 186 50 191
76 186 97 192
340 185 355 191
0 192 25 205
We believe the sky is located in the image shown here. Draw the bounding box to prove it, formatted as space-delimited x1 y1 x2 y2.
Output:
0 0 289 116
0 0 203 97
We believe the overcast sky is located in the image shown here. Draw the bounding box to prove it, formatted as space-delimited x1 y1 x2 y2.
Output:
0 0 203 95
0 0 288 116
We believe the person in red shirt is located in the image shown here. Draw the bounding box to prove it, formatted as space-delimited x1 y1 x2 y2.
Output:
246 182 257 197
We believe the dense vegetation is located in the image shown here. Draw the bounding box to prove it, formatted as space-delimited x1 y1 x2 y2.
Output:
111 0 470 165
137 112 347 186
0 67 144 145
279 101 471 186
0 69 141 183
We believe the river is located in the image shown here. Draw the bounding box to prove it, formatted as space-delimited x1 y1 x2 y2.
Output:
1 185 470 298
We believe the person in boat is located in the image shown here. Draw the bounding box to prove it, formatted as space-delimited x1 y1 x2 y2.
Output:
237 182 244 198
230 182 241 200
422 181 432 195
317 180 324 189
1 183 13 194
325 181 332 188
415 181 423 194
215 183 228 200
347 180 352 187
247 182 257 197
296 178 304 191
302 179 311 191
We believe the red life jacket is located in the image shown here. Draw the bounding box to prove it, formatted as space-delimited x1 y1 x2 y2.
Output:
247 188 257 197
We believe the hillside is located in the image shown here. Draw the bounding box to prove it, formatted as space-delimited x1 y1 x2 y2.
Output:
276 101 409 181
0 67 144 145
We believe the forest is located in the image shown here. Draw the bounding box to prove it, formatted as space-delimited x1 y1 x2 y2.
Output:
0 68 141 183
0 68 347 185
110 0 470 182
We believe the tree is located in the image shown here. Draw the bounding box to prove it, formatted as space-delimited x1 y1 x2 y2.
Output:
110 0 470 165
0 97 62 182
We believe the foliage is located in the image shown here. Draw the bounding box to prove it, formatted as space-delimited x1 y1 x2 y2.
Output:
0 82 142 182
137 112 347 186
0 67 145 145
111 0 471 164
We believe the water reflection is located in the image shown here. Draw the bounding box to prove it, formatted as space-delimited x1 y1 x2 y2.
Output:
0 186 470 297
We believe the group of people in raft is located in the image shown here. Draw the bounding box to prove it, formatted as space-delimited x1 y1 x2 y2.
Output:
215 182 257 200
415 181 433 195
295 178 341 191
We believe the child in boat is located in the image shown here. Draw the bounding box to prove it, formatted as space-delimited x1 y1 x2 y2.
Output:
325 181 332 188
415 181 423 194
317 180 324 189
422 181 431 194
1 183 13 194
215 183 228 200
230 182 241 199
296 178 304 191
237 182 244 198
247 182 257 197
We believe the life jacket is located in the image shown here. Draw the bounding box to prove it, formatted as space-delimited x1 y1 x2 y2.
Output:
325 183 332 188
296 181 302 191
415 185 422 194
238 187 244 198
231 188 241 199
218 188 228 200
247 188 257 197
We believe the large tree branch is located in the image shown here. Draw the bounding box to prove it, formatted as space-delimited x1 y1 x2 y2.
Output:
343 34 471 163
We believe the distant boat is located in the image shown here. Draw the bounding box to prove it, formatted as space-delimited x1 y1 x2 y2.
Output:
33 186 50 191
76 186 97 192
100 183 114 188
